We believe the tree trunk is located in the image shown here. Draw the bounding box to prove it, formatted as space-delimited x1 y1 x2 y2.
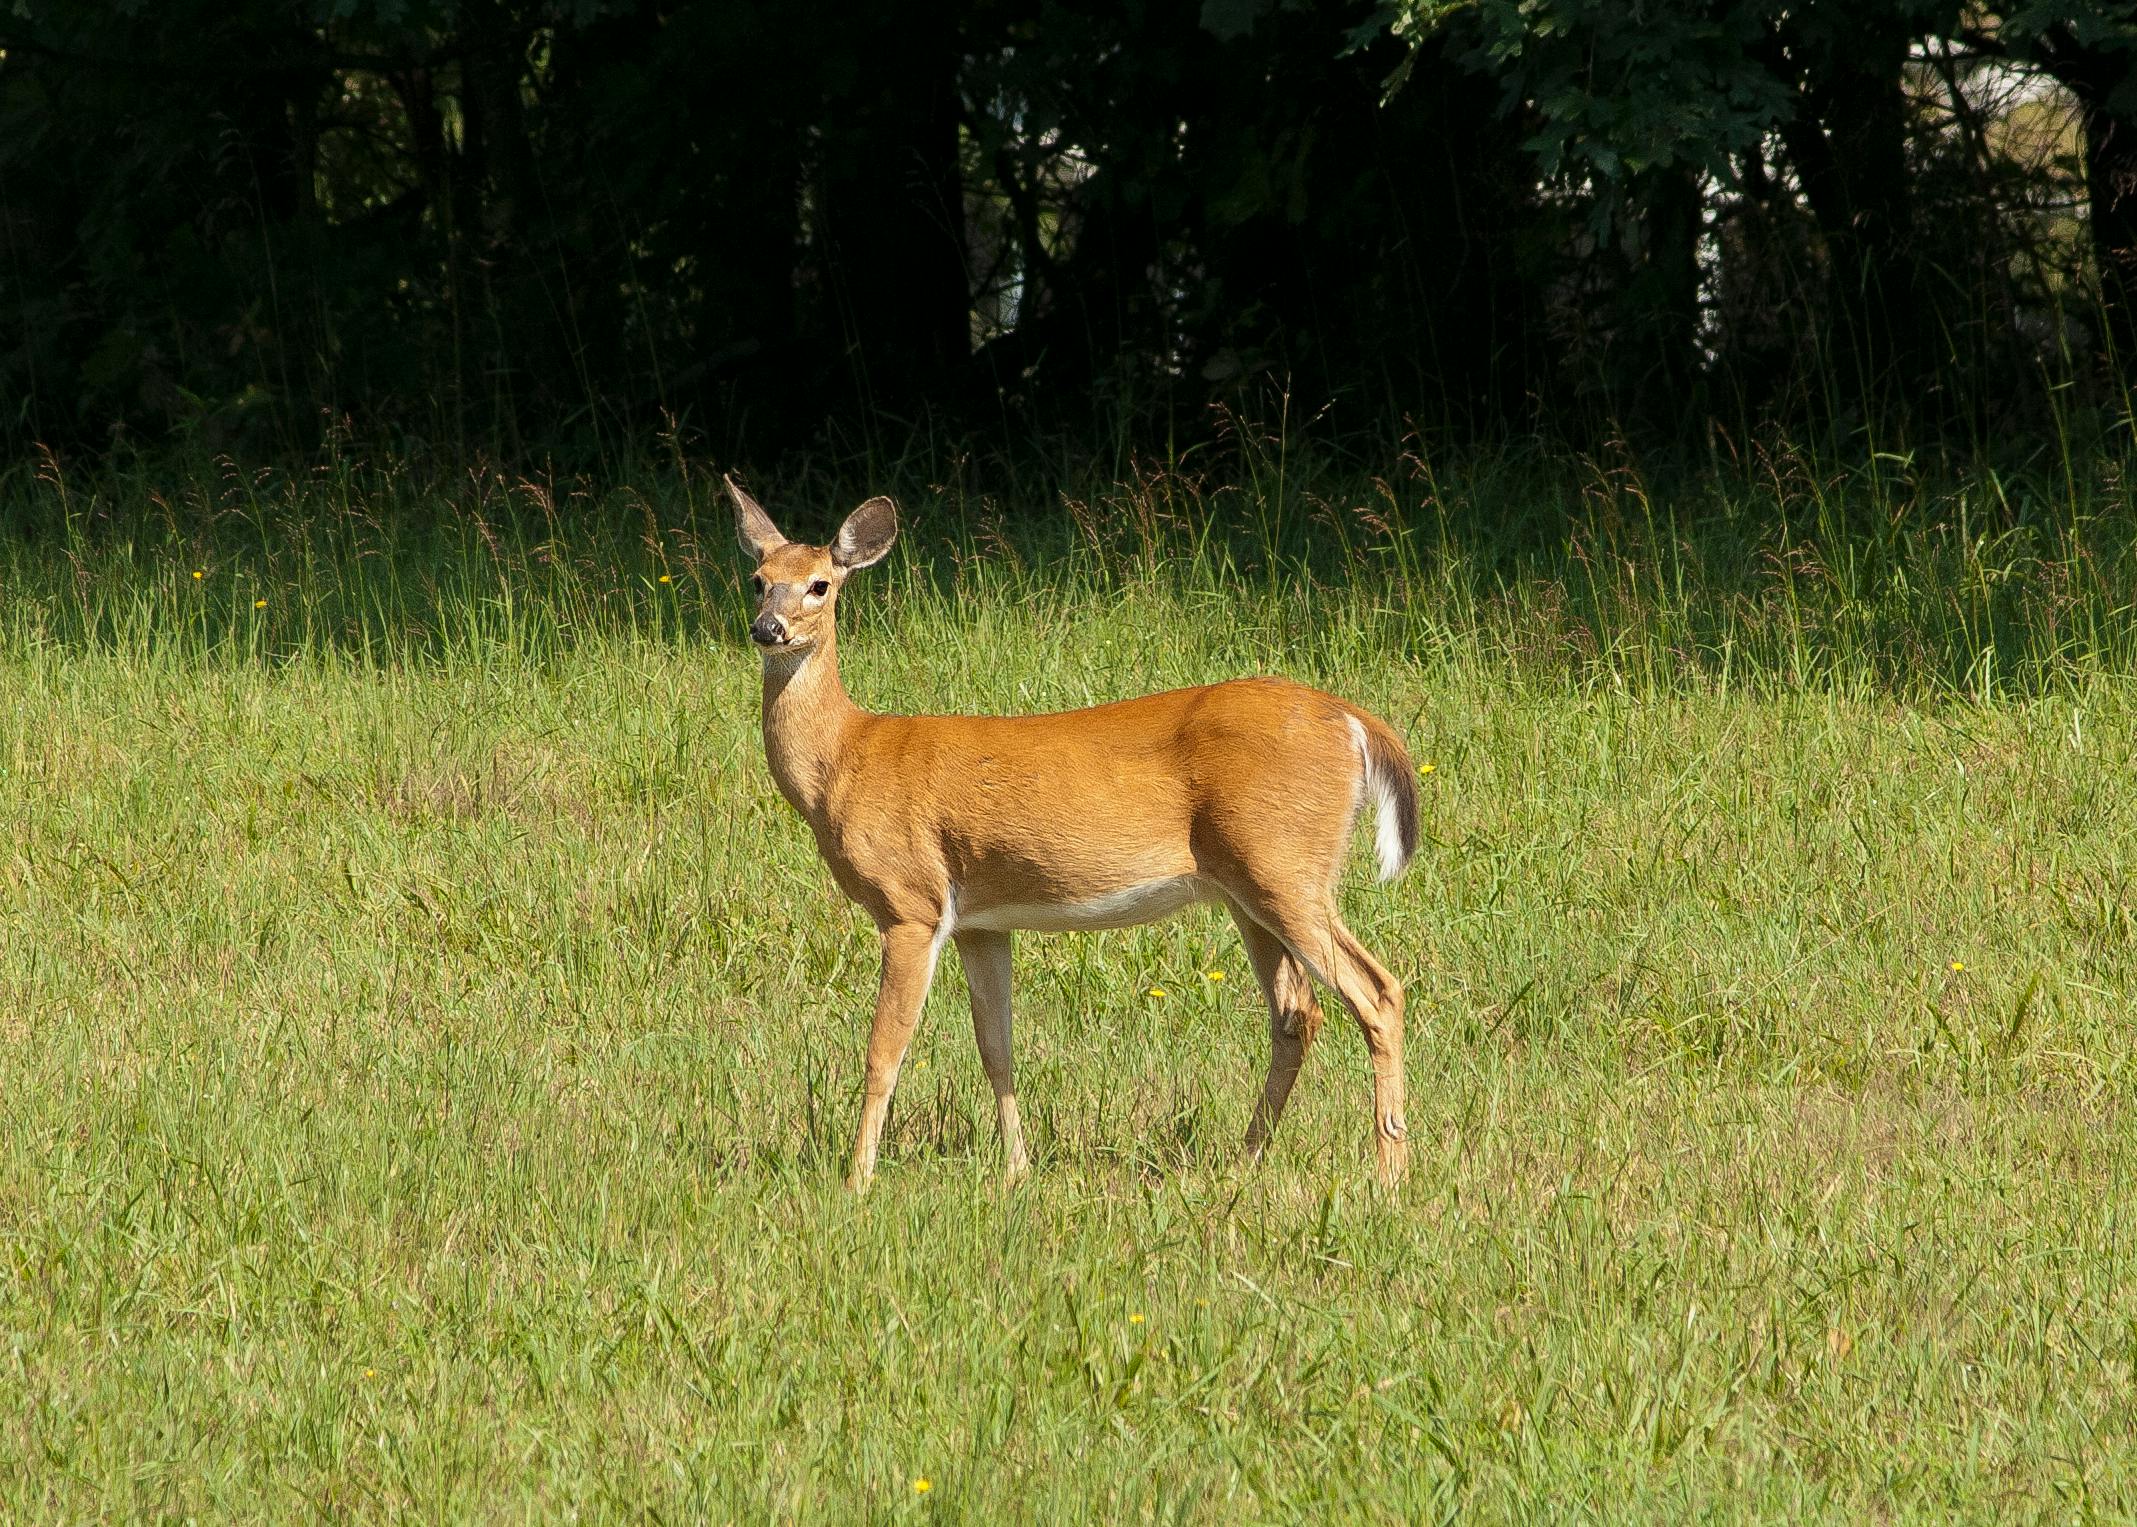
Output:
812 11 969 408
1771 19 1921 411
2077 94 2137 378
393 65 469 436
1637 164 1707 425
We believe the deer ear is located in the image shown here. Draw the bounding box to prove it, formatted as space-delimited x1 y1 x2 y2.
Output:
726 474 787 561
832 496 898 570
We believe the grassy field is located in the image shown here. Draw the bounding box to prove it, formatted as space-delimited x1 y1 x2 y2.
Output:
4 442 2137 1519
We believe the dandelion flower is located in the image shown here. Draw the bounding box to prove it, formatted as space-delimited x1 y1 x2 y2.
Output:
1204 970 1225 982
912 1478 932 1495
1419 762 1436 775
191 569 205 580
1148 987 1166 999
1129 1312 1145 1325
363 1367 376 1379
253 598 267 609
659 574 672 583
1949 960 1965 972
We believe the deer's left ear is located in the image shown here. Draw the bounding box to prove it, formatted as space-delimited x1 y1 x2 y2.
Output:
832 496 898 570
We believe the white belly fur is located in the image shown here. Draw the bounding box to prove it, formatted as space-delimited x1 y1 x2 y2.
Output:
957 875 1210 933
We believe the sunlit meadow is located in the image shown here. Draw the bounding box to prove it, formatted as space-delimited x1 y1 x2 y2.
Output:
3 438 2135 1519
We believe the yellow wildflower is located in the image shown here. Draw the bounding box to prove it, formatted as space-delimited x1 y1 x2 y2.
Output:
1949 961 1965 972
1129 1312 1144 1325
1148 987 1166 998
1204 970 1225 982
912 1478 932 1495
253 598 267 609
659 574 672 583
1419 762 1436 775
191 570 204 580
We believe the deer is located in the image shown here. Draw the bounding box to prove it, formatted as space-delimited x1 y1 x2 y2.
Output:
728 475 1419 1190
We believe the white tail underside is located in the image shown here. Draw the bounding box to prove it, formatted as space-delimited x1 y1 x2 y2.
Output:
1347 715 1406 883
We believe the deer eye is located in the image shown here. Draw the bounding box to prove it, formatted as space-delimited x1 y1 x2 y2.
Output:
810 579 830 597
750 575 765 595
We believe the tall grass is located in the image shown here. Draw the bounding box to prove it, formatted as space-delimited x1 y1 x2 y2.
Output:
2 435 2135 1518
10 428 2134 696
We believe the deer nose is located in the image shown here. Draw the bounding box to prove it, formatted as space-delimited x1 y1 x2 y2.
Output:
751 614 787 646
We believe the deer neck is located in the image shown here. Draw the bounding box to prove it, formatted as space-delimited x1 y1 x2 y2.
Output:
759 626 862 821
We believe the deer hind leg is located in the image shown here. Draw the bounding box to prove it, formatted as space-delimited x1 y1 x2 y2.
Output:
954 928 1029 1183
1333 923 1408 1185
1230 905 1326 1160
849 920 947 1191
1231 891 1408 1186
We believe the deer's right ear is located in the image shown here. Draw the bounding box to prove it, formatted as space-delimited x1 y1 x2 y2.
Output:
726 474 787 561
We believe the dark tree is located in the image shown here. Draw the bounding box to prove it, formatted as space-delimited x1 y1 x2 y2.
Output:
0 0 2127 463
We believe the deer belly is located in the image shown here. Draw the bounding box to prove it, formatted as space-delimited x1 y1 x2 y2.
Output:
958 875 1209 933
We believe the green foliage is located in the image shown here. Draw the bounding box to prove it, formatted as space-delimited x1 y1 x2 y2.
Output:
1999 3 2137 114
1409 0 1793 188
3 0 2134 455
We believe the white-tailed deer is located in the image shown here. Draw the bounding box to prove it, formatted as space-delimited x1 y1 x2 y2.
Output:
729 476 1419 1188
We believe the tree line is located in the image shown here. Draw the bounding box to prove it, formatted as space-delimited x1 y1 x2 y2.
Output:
3 1 2133 462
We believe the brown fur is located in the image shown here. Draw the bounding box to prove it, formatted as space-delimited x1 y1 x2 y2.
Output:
729 477 1418 1188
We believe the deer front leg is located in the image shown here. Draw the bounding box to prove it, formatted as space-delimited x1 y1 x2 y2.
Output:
848 921 943 1191
954 928 1029 1182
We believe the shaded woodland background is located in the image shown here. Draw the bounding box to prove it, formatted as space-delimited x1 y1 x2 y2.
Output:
4 1 2135 465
